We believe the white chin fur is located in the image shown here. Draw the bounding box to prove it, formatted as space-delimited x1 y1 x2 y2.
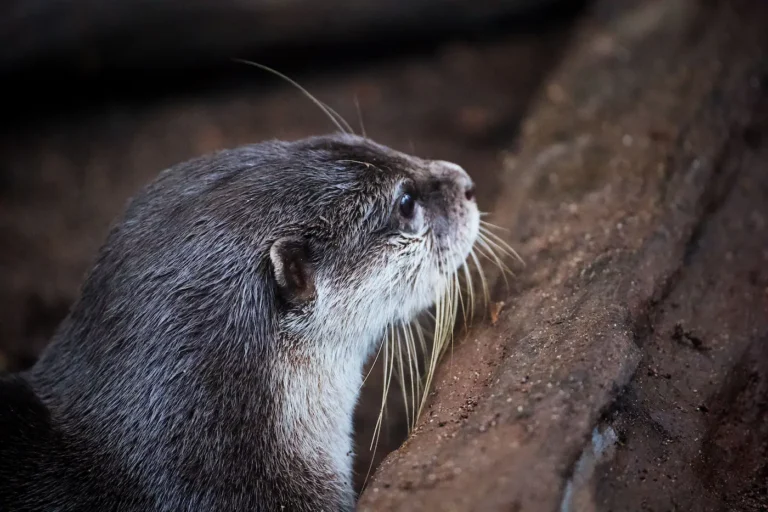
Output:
402 205 480 323
440 203 480 273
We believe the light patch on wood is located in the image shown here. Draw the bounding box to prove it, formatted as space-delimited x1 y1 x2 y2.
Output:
489 301 505 326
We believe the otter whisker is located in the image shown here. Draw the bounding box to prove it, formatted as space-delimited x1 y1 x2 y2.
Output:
395 328 410 433
417 247 462 422
370 329 386 449
406 321 423 397
448 241 468 329
478 225 525 266
461 261 476 324
366 277 397 454
321 100 356 135
435 280 457 374
454 262 475 331
435 247 455 356
415 324 436 346
469 248 490 313
441 278 457 367
412 329 424 420
371 324 396 452
353 95 367 138
400 326 412 432
478 229 519 266
478 224 515 249
478 237 518 281
475 237 513 287
232 58 353 135
479 219 510 232
385 326 396 409
414 321 428 359
439 281 450 355
363 325 396 491
443 275 460 360
397 322 420 433
423 286 444 415
359 334 385 390
402 322 420 432
417 286 442 419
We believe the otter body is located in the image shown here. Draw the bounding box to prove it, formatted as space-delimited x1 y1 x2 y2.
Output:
0 134 478 511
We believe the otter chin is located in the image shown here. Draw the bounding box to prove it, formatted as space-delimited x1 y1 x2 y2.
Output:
0 133 479 512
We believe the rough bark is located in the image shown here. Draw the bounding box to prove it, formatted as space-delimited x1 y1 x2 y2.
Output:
358 0 768 510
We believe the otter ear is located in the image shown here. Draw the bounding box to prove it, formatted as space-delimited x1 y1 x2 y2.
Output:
270 236 315 303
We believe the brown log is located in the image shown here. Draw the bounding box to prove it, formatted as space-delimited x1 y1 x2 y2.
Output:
358 0 768 510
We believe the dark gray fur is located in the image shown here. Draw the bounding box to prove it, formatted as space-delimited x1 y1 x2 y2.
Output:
0 133 476 511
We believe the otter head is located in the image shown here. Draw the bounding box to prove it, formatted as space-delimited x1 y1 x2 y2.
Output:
40 132 478 374
262 134 479 359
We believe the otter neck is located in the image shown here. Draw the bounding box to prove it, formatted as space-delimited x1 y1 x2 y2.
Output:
29 299 375 510
272 311 387 498
272 342 367 499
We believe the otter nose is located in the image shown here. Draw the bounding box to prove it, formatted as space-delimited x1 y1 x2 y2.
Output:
431 160 475 202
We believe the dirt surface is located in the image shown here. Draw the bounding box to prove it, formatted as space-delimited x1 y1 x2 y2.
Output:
359 0 768 510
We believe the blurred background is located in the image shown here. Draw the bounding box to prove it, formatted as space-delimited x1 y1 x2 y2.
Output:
0 0 588 492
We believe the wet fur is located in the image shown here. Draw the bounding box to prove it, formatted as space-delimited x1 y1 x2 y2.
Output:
0 133 477 511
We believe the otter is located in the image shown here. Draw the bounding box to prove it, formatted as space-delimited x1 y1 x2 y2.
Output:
0 133 479 511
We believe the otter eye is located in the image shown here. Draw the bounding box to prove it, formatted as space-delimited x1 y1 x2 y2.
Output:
399 193 416 219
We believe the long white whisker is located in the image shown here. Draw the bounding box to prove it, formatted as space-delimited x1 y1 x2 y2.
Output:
461 261 476 324
478 226 525 266
479 219 510 232
362 325 392 491
475 237 513 287
447 241 467 329
478 230 521 269
470 248 490 312
418 285 442 418
402 322 419 432
406 321 423 399
365 324 396 492
415 322 428 358
395 327 410 433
